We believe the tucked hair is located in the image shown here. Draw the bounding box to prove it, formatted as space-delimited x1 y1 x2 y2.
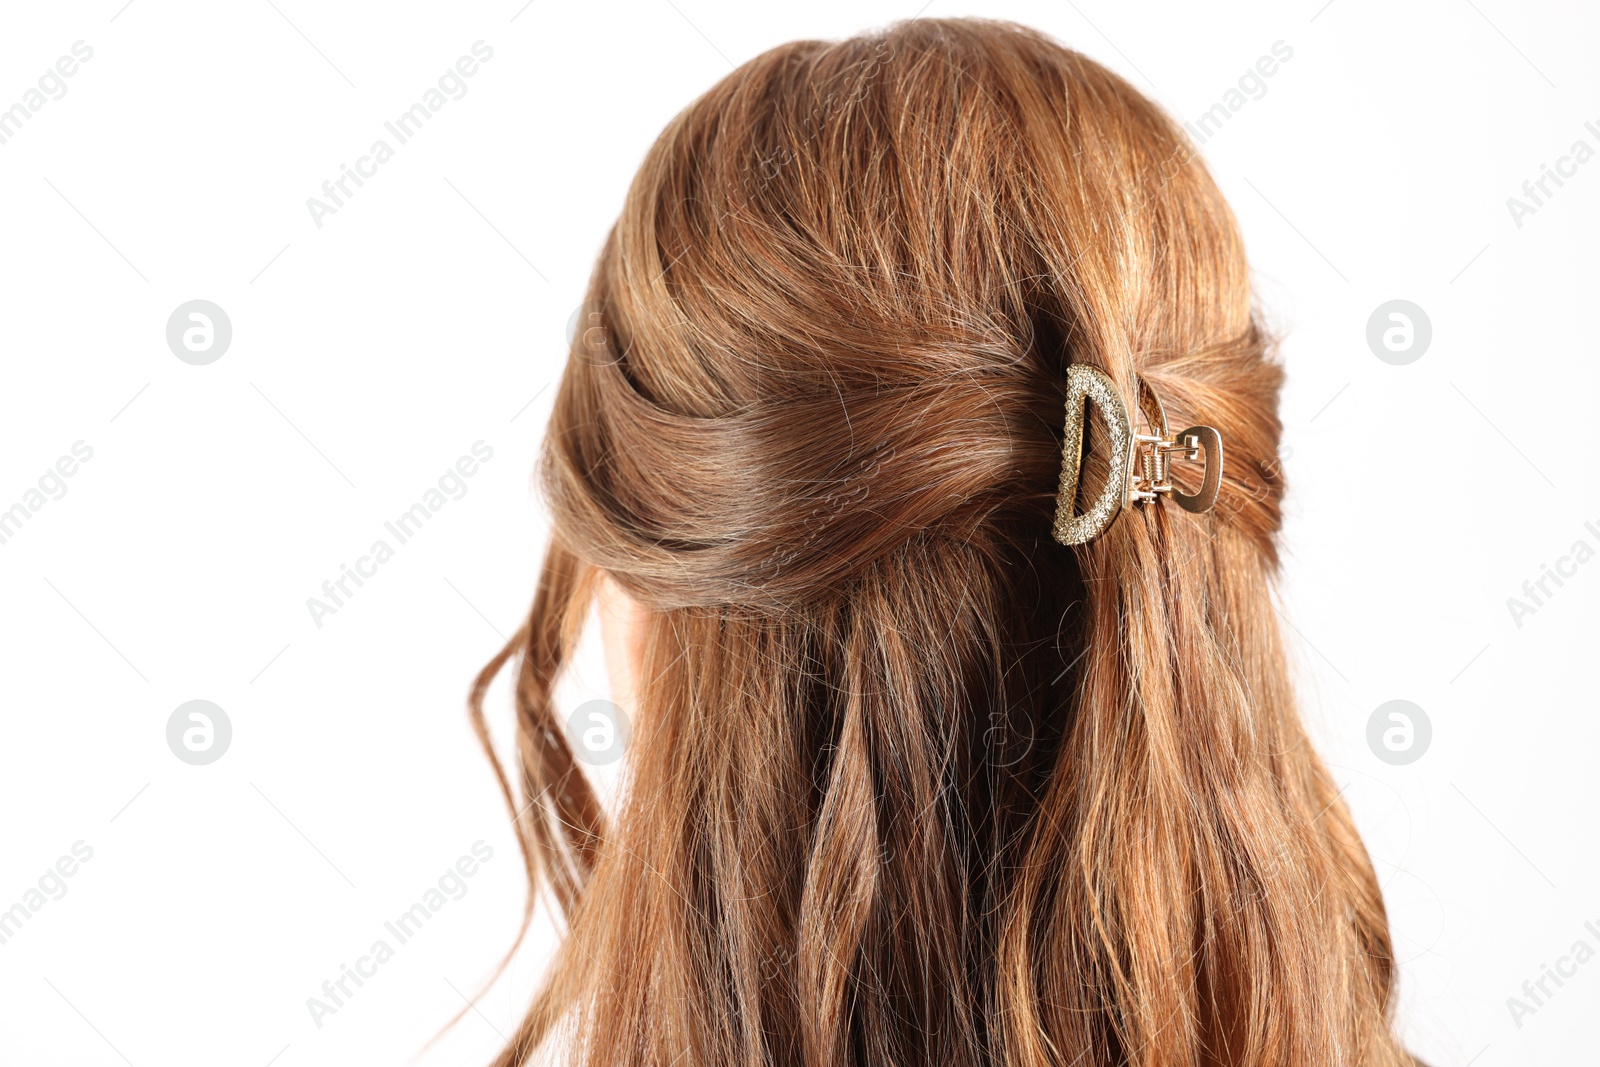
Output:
468 17 1411 1067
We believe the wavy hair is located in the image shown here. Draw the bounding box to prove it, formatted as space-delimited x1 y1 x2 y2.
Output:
468 18 1412 1067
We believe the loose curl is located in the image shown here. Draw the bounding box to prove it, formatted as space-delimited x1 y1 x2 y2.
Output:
468 18 1413 1067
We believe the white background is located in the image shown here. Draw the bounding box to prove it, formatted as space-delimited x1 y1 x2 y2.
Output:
0 1 1595 1064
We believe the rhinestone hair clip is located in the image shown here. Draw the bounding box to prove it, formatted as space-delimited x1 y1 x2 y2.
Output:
1051 365 1224 546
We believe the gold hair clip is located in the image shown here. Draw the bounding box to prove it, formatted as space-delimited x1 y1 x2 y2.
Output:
1052 365 1223 546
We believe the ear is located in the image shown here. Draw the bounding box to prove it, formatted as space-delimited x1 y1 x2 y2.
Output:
595 571 647 713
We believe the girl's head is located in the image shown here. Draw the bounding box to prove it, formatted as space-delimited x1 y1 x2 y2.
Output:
471 17 1408 1067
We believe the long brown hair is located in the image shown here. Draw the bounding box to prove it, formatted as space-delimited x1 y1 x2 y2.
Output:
468 18 1410 1067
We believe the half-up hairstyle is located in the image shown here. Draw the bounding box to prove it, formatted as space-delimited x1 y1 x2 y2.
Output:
468 17 1413 1067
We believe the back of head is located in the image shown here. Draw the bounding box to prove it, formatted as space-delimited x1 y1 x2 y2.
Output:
471 17 1411 1067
